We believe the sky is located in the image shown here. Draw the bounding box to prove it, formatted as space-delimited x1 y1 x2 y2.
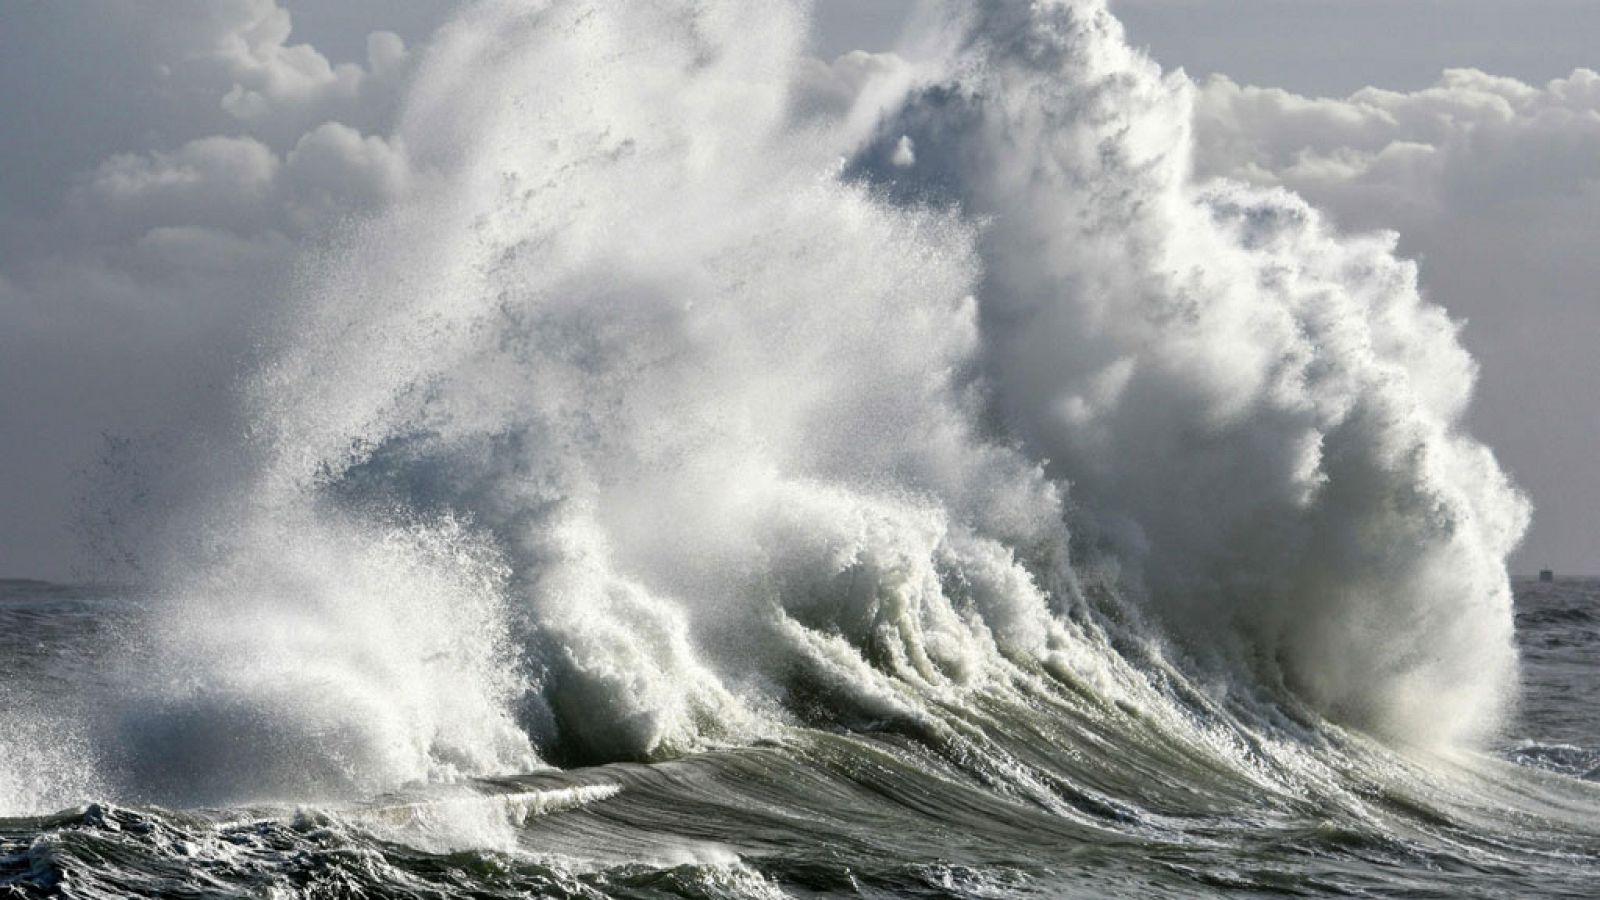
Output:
1 0 1596 579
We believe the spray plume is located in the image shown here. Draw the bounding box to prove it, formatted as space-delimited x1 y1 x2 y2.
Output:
110 0 1524 805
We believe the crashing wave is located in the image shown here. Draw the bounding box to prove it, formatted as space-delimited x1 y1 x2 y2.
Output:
88 0 1526 806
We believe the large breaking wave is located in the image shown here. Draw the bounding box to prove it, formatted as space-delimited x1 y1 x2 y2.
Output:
77 0 1525 809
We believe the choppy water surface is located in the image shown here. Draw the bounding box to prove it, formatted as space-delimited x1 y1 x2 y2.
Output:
2 0 1592 895
2 579 1597 898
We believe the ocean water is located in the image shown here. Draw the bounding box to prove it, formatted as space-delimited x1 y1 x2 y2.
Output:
2 0 1592 896
1 578 1597 897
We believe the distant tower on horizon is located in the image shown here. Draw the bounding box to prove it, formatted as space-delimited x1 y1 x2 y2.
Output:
1539 569 1555 583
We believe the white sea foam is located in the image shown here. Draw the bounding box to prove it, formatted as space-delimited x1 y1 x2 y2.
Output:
349 783 622 853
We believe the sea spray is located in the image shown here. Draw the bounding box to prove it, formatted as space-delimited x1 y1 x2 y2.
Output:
853 0 1528 744
120 508 536 807
97 0 1527 807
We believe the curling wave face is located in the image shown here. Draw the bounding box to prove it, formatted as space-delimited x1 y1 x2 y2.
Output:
53 0 1527 813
